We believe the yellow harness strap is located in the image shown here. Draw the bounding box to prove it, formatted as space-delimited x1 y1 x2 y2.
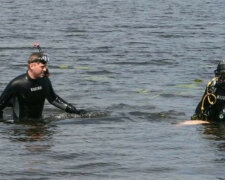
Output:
201 77 217 111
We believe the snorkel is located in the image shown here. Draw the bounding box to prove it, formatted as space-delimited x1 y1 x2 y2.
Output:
34 42 43 52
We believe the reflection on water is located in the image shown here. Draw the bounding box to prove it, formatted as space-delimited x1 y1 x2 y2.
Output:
200 122 225 166
7 122 55 153
203 122 225 140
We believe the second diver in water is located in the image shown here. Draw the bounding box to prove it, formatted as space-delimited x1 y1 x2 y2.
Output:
192 60 225 121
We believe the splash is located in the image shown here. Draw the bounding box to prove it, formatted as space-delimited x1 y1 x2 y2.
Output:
45 111 108 121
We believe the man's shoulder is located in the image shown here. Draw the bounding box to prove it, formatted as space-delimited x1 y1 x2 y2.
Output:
10 73 27 86
39 76 52 86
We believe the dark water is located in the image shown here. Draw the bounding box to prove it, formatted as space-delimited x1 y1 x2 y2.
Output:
1 0 225 179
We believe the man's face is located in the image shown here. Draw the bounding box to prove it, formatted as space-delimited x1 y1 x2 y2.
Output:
29 62 47 79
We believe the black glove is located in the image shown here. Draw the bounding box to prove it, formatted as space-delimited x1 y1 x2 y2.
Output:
191 113 207 120
65 104 87 115
65 104 78 114
76 109 87 115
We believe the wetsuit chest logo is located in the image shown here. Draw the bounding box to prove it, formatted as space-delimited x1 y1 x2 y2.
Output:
30 86 43 92
217 95 225 101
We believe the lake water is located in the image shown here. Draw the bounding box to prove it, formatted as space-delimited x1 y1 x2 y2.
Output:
0 0 225 179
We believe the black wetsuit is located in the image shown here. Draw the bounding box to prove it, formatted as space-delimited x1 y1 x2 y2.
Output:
193 79 225 121
0 72 77 121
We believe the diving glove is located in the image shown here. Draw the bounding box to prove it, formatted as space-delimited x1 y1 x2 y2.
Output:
65 104 86 115
191 113 207 120
76 109 87 115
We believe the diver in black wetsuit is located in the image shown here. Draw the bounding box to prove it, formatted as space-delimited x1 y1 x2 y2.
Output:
0 51 85 122
192 60 225 121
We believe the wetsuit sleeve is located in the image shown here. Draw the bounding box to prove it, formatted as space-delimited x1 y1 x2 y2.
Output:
0 81 16 111
45 78 79 113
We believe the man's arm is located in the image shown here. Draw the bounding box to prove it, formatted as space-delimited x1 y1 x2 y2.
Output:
0 110 3 119
50 94 77 112
45 78 86 115
0 81 16 114
50 94 86 115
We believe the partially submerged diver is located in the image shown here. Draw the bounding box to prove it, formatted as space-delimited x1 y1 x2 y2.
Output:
0 44 85 122
192 60 225 121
